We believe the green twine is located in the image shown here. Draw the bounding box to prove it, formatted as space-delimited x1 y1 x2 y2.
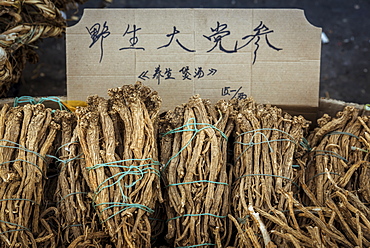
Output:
237 215 250 224
300 137 311 151
0 139 47 177
68 224 83 227
236 128 297 145
166 180 228 188
234 128 299 162
13 96 69 111
88 158 160 223
0 139 83 179
351 146 369 153
95 202 154 223
0 228 29 236
46 154 83 167
13 96 40 106
167 213 226 223
325 131 360 139
161 118 228 173
0 220 30 235
307 172 341 182
177 244 215 248
88 159 160 195
236 173 299 189
0 139 46 162
63 224 83 230
311 150 348 163
55 140 79 155
236 137 295 151
48 141 84 171
0 159 43 175
162 118 228 140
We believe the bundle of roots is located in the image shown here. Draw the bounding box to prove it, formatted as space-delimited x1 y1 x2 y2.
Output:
159 95 234 247
0 103 60 247
1 82 370 248
229 99 310 247
75 82 162 247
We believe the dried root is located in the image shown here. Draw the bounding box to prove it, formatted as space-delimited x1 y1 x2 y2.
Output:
54 111 112 247
293 106 370 247
230 98 310 247
0 103 60 247
2 85 369 248
250 105 370 247
160 95 234 247
76 82 162 247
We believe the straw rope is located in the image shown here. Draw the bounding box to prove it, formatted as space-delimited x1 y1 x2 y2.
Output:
0 0 86 96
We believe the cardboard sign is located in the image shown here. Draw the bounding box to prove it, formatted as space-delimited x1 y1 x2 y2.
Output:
67 9 321 113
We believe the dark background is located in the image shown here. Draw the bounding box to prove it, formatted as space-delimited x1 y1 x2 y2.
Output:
7 0 370 105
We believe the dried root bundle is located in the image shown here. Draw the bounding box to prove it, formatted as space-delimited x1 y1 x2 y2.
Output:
54 111 112 247
305 106 367 205
230 98 310 247
290 106 370 247
0 103 60 247
75 82 162 247
248 106 370 247
159 95 234 247
3 84 369 248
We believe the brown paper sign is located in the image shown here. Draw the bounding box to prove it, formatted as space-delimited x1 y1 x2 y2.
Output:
67 8 321 112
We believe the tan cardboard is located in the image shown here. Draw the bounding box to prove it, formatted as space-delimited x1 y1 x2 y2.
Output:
66 8 321 113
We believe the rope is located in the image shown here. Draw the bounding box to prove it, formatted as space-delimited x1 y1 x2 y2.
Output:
161 118 228 173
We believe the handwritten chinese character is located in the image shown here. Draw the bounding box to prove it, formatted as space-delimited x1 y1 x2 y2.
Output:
221 87 231 96
207 68 217 76
86 21 111 63
237 92 248 100
194 67 205 79
158 26 195 52
238 21 282 64
179 66 192 80
164 68 175 80
119 24 145 51
221 86 245 99
153 65 164 84
203 22 237 53
138 70 149 80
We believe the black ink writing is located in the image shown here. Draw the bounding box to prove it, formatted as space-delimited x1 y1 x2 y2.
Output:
119 24 145 51
194 67 205 79
203 22 238 53
238 21 282 64
207 68 217 76
138 70 149 80
221 86 247 100
86 20 282 66
153 65 164 84
158 26 196 52
86 21 111 63
179 66 192 80
137 66 217 82
164 68 175 80
237 92 248 100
